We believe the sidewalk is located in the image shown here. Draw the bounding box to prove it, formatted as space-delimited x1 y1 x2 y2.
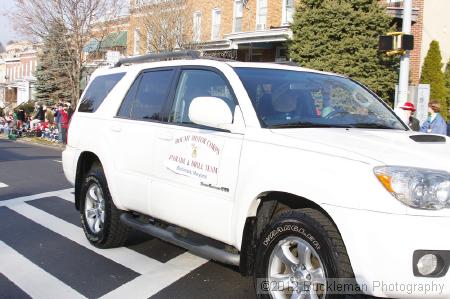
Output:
0 134 65 150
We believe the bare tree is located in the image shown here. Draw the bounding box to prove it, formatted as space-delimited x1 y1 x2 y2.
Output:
134 0 194 53
11 0 125 105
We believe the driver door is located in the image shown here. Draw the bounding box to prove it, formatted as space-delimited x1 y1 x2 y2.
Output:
150 68 244 244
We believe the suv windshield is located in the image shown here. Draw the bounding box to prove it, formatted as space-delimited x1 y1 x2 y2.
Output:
235 67 406 130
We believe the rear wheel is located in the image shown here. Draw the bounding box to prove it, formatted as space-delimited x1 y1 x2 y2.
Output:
80 162 128 248
254 208 355 299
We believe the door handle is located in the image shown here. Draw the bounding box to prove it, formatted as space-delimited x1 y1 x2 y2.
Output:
110 124 122 132
158 132 173 141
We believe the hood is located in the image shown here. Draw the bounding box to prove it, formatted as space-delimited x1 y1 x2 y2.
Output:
272 128 450 171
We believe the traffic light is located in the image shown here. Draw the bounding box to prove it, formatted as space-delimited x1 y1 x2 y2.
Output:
379 32 414 56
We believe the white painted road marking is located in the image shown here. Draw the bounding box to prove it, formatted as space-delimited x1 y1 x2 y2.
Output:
0 188 74 207
1 189 209 299
53 160 62 163
100 253 208 299
8 202 163 274
0 181 8 188
0 240 86 299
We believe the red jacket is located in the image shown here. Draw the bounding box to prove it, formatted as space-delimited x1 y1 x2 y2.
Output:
60 110 69 129
38 121 49 131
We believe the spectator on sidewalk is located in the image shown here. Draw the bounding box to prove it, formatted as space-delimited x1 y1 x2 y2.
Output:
399 102 420 131
54 101 64 143
30 103 44 130
447 108 450 137
67 103 74 120
420 101 447 135
45 106 55 124
5 111 16 137
17 108 25 129
60 104 69 144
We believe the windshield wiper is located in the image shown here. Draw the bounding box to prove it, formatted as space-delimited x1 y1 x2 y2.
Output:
269 122 351 129
348 123 397 129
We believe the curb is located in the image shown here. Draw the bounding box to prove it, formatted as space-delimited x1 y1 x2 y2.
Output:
0 135 65 150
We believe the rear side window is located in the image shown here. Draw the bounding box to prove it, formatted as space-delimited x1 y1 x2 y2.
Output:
78 72 125 113
117 69 175 121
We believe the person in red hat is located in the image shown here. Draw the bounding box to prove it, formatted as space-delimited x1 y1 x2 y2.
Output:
399 101 420 131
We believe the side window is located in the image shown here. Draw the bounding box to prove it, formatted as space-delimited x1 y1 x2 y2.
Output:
117 75 140 118
169 69 236 124
79 72 125 113
117 69 174 121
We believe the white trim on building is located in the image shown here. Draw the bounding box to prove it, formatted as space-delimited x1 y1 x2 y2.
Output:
211 8 221 41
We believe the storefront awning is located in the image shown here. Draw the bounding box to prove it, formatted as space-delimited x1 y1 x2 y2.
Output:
224 28 293 47
83 31 127 53
100 31 127 49
83 39 100 53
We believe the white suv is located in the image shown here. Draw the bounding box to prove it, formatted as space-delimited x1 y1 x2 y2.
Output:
63 52 450 299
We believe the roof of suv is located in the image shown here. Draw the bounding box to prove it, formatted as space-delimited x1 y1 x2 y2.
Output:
91 59 345 79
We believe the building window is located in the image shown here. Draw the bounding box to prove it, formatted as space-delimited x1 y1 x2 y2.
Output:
276 47 288 62
282 0 295 25
134 28 141 55
256 0 267 30
233 0 243 32
211 9 221 40
193 12 202 42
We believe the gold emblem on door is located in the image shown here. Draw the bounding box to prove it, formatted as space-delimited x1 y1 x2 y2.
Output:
191 144 198 158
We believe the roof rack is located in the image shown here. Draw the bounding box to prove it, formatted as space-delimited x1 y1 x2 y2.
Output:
114 50 201 67
113 49 296 68
275 61 300 67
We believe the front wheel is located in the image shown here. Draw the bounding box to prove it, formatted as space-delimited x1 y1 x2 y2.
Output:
254 208 355 299
80 162 129 248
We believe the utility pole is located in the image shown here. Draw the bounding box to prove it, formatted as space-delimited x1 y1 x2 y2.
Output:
397 0 413 106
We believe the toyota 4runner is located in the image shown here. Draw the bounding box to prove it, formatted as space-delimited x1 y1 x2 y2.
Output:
63 51 450 299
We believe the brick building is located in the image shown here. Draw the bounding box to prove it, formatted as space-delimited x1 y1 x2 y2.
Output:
83 14 130 65
0 41 39 107
126 0 449 77
385 0 450 85
128 0 298 61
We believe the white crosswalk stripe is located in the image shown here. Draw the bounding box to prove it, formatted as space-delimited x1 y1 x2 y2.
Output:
0 181 8 188
0 189 209 299
8 202 164 274
0 188 74 207
100 253 208 299
0 241 86 299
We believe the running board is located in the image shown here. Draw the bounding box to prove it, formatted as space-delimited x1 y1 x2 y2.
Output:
120 213 241 266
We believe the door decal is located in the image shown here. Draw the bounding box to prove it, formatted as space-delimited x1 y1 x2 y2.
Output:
166 134 224 184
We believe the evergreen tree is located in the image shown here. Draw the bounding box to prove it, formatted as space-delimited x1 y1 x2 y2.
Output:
35 21 73 104
35 60 57 102
420 41 447 119
444 59 450 110
289 0 398 103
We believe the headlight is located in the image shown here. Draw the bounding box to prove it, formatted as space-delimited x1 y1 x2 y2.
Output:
374 166 450 210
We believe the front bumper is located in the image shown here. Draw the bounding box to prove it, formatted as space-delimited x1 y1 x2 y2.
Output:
324 204 450 298
62 145 80 186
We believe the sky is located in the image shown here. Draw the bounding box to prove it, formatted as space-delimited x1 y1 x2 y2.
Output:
0 0 24 47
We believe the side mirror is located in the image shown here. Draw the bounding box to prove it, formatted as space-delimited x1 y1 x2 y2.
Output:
189 97 233 130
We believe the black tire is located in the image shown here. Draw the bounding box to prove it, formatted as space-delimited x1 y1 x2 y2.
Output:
254 208 357 299
80 162 129 248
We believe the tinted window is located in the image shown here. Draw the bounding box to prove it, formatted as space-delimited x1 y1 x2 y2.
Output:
78 73 125 113
117 75 140 118
169 69 236 124
130 70 174 121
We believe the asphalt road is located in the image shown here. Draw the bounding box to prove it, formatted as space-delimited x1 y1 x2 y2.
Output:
0 138 254 299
